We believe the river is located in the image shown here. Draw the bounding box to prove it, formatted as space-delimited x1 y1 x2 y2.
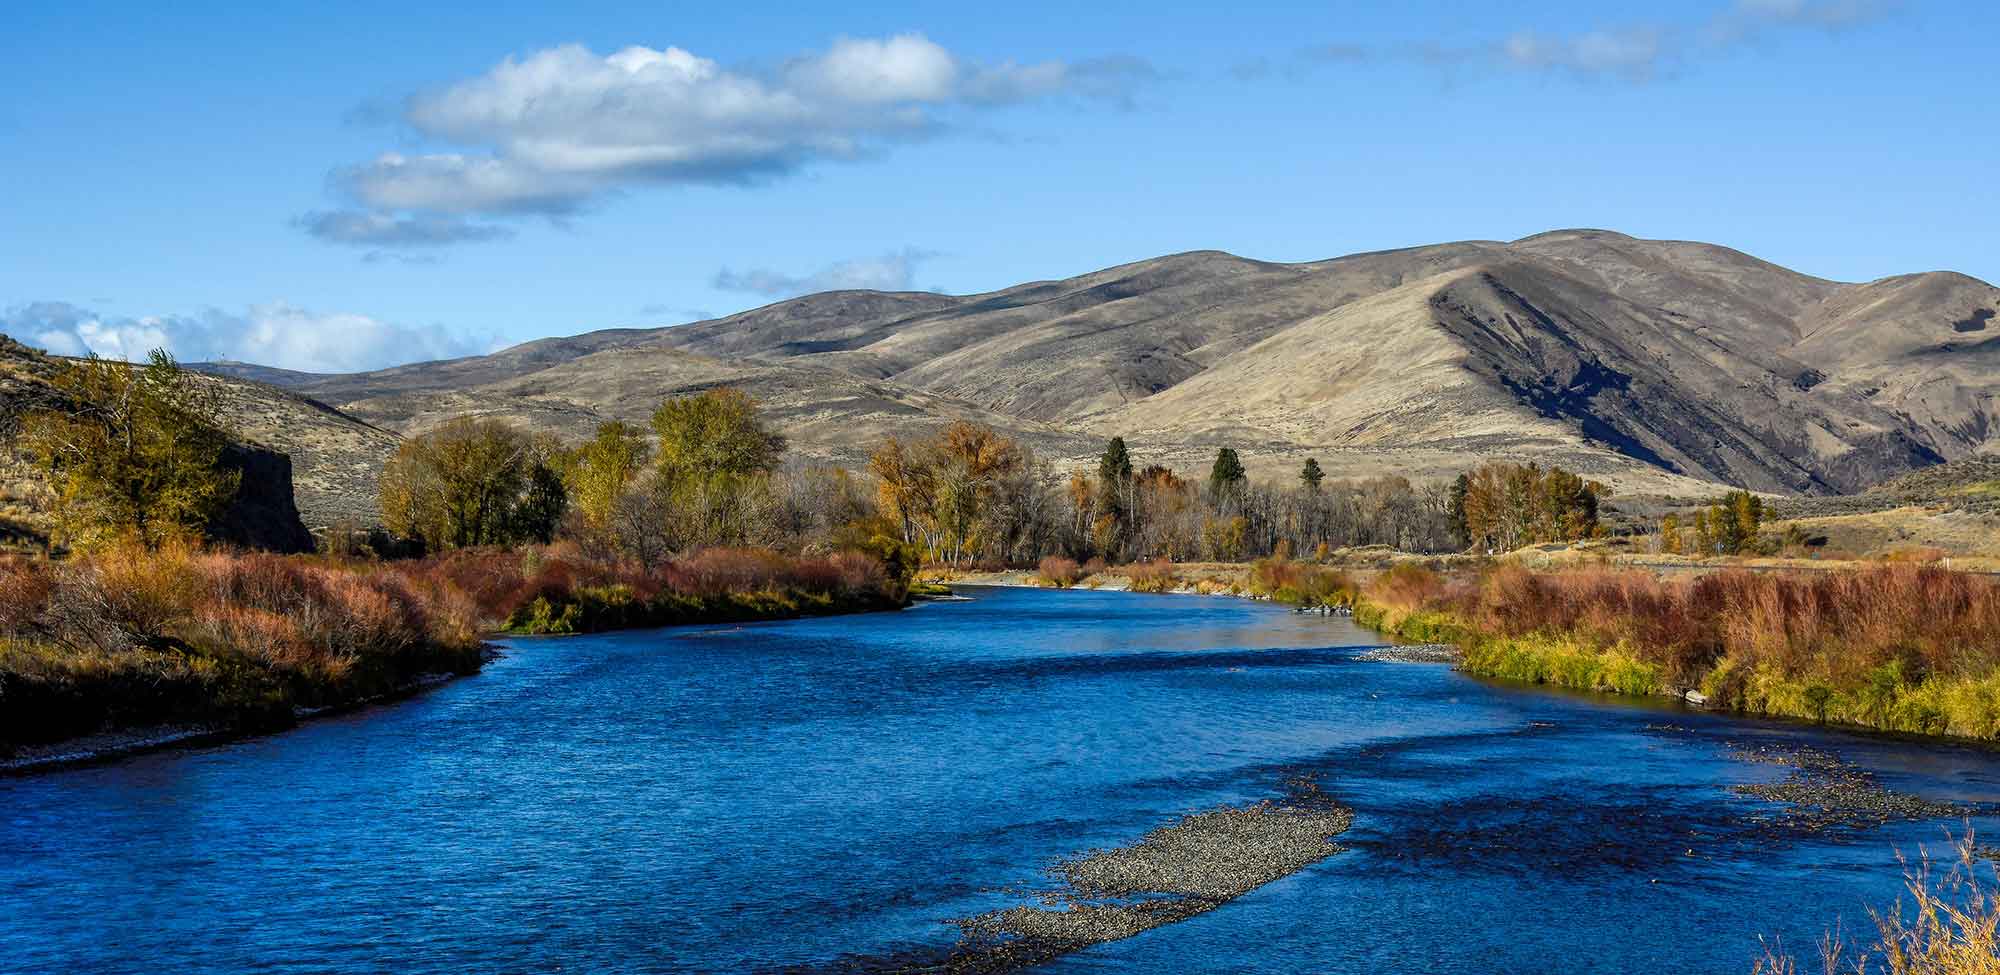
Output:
4 586 1998 973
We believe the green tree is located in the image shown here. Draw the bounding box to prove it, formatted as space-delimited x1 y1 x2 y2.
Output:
561 421 651 534
1446 472 1471 548
650 387 784 484
1300 457 1325 494
646 388 787 551
1098 436 1133 486
510 446 569 545
19 350 240 550
379 418 563 550
1697 490 1765 556
1208 447 1246 499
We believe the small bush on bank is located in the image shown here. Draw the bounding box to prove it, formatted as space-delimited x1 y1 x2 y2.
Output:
1248 555 1356 608
1037 556 1082 588
1122 558 1181 593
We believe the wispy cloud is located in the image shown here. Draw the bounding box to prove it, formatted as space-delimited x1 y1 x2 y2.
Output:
307 34 1155 245
1247 0 1895 83
1 300 492 374
296 209 514 248
712 248 940 298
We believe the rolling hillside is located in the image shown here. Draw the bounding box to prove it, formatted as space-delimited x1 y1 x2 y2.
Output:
215 229 1992 513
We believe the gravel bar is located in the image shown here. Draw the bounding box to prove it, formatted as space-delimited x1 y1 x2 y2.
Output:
1729 741 1968 829
872 776 1354 974
1354 643 1461 664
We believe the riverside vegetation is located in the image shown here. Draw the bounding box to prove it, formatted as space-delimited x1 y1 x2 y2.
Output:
0 352 915 755
1350 562 2000 739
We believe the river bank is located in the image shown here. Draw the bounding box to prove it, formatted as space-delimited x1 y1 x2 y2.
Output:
0 669 470 776
3 584 919 774
0 544 916 772
949 560 2000 748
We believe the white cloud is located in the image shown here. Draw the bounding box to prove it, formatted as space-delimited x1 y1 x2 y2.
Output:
713 248 940 298
1 300 491 374
313 34 1151 234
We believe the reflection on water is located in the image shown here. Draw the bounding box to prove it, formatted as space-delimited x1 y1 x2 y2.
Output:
3 586 1998 974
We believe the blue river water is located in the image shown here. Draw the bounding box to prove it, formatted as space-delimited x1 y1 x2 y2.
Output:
5 586 2000 974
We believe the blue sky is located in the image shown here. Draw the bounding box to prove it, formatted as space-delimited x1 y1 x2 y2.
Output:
2 0 1994 373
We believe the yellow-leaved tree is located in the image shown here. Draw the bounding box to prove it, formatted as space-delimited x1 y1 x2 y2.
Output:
19 350 240 550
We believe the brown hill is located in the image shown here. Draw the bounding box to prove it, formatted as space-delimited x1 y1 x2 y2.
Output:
165 229 2000 519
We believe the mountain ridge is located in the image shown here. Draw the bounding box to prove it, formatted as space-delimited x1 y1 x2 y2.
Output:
161 228 1997 517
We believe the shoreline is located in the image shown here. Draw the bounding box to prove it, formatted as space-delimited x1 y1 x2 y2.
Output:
6 596 917 777
0 664 483 777
952 571 2000 749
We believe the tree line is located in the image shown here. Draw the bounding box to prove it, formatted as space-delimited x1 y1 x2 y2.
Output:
13 350 1636 567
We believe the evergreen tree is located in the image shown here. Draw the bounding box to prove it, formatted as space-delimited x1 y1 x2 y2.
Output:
1208 448 1246 499
1098 436 1133 486
1300 457 1325 493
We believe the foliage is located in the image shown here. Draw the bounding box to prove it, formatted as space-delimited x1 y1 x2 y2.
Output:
0 544 483 748
870 421 1032 566
1122 558 1181 593
650 387 784 482
1208 447 1246 499
1247 554 1355 608
17 350 240 551
1757 834 2000 975
378 417 567 551
1300 458 1325 493
483 546 899 635
1665 490 1766 556
1349 562 2000 738
1037 555 1083 588
1098 437 1133 486
1454 461 1606 552
559 420 650 539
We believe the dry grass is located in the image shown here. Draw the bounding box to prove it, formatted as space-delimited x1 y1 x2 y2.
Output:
1758 834 2000 975
1356 563 2000 737
0 544 485 747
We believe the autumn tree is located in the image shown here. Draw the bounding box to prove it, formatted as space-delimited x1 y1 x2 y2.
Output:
560 421 651 540
1455 461 1606 552
19 350 240 550
379 418 566 550
651 387 784 482
1659 514 1683 555
1675 490 1763 557
643 388 786 551
869 421 1027 566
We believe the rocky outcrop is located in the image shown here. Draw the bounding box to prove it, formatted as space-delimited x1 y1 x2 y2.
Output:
211 445 315 553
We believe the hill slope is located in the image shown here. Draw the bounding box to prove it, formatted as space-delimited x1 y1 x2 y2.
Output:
152 228 2000 518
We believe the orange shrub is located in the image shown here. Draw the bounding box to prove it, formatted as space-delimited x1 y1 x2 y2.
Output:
1038 556 1082 588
